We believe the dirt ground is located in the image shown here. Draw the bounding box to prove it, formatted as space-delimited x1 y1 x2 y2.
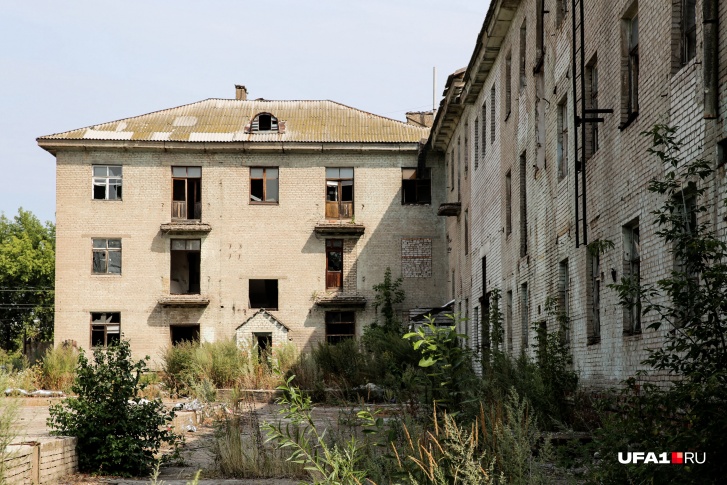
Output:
11 397 358 485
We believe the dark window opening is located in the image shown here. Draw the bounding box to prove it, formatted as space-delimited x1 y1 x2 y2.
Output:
718 139 727 167
589 249 601 343
402 168 432 204
326 239 343 289
623 221 641 334
172 166 201 220
519 153 528 257
171 325 200 345
505 170 512 235
626 13 639 121
325 311 355 344
250 167 279 203
505 53 512 117
91 312 120 347
325 168 354 219
251 113 278 132
255 332 273 362
92 165 122 200
170 239 201 295
249 279 278 310
681 0 696 64
92 238 121 274
519 21 527 92
557 98 568 180
521 283 529 349
586 57 599 158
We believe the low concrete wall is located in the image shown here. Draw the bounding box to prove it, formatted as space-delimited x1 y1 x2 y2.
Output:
2 437 77 485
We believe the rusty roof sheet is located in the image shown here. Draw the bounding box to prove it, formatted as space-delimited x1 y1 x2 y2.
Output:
38 99 428 144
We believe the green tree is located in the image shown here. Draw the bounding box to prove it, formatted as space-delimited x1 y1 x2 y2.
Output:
372 267 405 332
48 340 179 476
0 208 55 350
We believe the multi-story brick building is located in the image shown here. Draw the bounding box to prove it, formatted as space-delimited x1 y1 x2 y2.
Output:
38 86 446 363
430 0 725 386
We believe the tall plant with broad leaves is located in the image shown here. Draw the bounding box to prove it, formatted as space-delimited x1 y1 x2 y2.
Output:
372 267 405 332
593 124 727 483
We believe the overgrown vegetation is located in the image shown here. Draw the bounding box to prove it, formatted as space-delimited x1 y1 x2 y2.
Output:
0 345 78 393
589 124 727 483
48 340 179 476
0 372 20 483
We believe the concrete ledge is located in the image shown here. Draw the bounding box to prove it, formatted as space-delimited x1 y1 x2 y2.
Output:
3 437 77 485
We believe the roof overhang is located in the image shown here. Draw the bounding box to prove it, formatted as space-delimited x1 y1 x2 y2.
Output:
429 0 522 152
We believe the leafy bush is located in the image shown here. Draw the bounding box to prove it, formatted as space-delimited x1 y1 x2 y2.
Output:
48 340 179 476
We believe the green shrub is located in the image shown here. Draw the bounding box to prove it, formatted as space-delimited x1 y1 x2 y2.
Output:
48 340 179 476
313 338 370 389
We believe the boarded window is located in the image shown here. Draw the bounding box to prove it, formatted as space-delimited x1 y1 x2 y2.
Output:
325 168 354 219
402 168 431 205
170 239 201 295
172 166 202 220
250 167 279 203
90 312 120 347
402 238 432 278
326 239 343 289
249 279 278 310
326 311 355 344
92 165 122 200
92 238 121 274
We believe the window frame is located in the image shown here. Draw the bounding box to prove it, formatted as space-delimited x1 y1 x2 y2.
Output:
92 165 122 201
90 312 121 348
251 112 279 132
325 311 356 344
325 239 344 290
557 97 569 181
680 0 697 65
171 166 202 220
623 221 642 334
92 238 122 275
325 168 354 219
250 167 279 204
401 168 432 205
627 13 639 118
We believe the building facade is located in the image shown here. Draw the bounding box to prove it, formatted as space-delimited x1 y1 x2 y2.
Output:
430 0 726 386
38 88 446 364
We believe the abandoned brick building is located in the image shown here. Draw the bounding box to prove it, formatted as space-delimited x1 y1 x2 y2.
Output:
37 86 447 363
432 0 726 386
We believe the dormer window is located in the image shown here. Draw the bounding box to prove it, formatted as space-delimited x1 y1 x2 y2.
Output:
252 113 278 132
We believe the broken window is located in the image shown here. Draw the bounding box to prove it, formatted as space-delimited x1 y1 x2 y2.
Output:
519 21 527 92
92 165 122 200
557 98 568 180
250 167 279 203
92 238 121 274
249 279 278 310
623 221 641 334
586 56 599 159
91 312 120 347
172 166 201 220
251 113 279 132
325 311 355 344
681 0 696 65
170 239 201 295
401 168 431 205
254 333 273 361
326 239 343 290
170 324 200 345
325 168 354 219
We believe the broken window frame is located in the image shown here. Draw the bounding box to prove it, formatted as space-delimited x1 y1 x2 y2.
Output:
325 168 354 220
325 311 355 344
249 279 279 310
171 166 202 220
401 168 432 205
92 238 122 275
170 238 201 295
92 165 122 200
326 239 344 290
250 167 279 204
681 0 697 65
251 112 279 132
90 312 121 348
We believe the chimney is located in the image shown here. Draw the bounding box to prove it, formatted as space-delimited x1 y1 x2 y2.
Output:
235 85 248 101
405 111 435 128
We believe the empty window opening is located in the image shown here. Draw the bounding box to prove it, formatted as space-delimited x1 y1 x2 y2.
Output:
449 150 454 191
464 209 469 255
172 166 202 220
623 221 641 334
402 168 432 204
254 332 273 361
252 113 279 132
92 238 121 274
589 249 601 343
481 102 487 161
92 165 122 200
505 170 512 236
170 239 201 295
250 167 279 203
557 98 569 180
325 168 354 219
474 118 479 169
586 56 599 159
718 139 727 167
681 0 696 65
490 87 496 142
559 259 570 344
505 53 512 117
325 311 355 344
171 325 200 345
249 279 278 310
457 136 461 200
326 239 343 290
519 21 527 92
506 290 513 351
621 6 639 127
464 123 469 177
519 153 528 257
91 312 120 347
521 283 529 349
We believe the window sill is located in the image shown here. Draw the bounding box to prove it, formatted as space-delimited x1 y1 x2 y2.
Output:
249 201 279 206
402 202 432 206
91 273 122 277
92 199 123 202
250 307 278 311
587 336 601 346
623 328 642 337
618 112 639 131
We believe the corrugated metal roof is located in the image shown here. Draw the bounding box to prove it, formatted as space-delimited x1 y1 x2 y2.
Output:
38 99 429 144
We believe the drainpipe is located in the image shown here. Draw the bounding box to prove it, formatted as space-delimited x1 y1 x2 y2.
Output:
703 0 718 119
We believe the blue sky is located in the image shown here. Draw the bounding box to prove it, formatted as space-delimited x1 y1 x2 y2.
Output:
0 1 488 224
